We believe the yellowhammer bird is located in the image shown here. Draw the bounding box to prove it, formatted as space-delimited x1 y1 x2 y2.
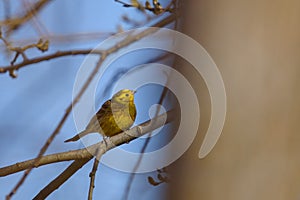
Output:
64 89 137 142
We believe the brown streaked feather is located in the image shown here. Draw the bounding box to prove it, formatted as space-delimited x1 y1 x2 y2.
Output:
64 90 137 142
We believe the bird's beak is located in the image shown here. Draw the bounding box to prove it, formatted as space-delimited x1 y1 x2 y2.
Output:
133 90 137 94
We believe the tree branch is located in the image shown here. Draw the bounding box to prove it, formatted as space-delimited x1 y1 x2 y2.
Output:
1 0 52 35
0 13 177 77
0 110 174 177
16 110 173 200
0 49 103 76
4 13 177 199
32 158 91 200
87 149 103 200
123 84 171 199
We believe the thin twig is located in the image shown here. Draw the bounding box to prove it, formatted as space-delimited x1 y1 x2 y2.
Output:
115 0 174 15
111 35 176 200
0 14 176 77
0 49 103 75
115 0 133 7
5 53 106 200
0 32 113 48
1 0 52 35
87 148 103 200
21 0 50 36
32 110 174 200
123 53 175 200
0 110 174 177
5 14 177 199
32 158 91 200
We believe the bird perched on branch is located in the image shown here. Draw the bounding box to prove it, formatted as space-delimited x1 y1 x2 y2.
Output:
64 89 137 142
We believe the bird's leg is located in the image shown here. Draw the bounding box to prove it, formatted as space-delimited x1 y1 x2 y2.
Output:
102 135 108 149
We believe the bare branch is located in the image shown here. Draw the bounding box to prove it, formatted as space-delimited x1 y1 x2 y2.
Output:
115 0 175 15
5 54 106 199
4 13 177 199
0 32 113 48
87 149 103 200
21 0 50 36
1 0 52 35
0 110 175 199
32 158 91 200
0 14 177 78
0 110 174 177
0 147 93 177
123 85 171 200
0 49 103 76
123 47 176 199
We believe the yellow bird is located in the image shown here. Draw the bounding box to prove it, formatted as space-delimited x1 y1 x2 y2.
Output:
65 89 137 142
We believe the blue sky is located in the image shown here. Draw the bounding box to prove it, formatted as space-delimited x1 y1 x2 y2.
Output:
0 1 173 199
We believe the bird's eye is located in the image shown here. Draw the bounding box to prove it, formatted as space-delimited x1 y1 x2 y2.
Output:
125 94 129 97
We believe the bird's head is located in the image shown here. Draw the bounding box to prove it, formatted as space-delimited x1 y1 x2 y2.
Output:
112 89 136 104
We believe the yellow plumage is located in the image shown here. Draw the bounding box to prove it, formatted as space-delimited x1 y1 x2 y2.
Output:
64 89 137 142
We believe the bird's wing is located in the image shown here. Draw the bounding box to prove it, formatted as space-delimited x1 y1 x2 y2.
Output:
64 100 112 142
96 99 112 120
83 99 111 132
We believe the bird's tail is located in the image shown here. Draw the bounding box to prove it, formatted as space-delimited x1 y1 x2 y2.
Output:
64 130 91 143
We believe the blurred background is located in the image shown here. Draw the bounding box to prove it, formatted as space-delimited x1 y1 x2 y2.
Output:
170 0 300 200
